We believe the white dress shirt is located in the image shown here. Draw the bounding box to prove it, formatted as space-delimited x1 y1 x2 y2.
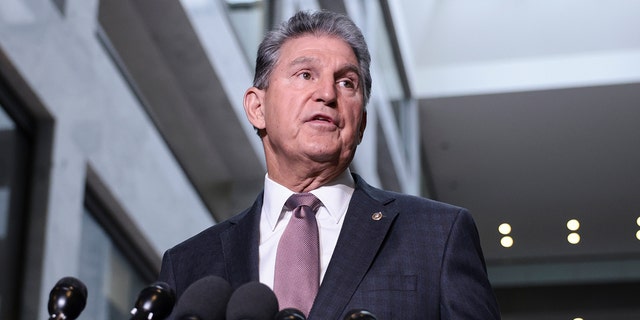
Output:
258 169 355 290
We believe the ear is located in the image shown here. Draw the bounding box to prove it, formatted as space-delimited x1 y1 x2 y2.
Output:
243 87 266 130
358 109 367 144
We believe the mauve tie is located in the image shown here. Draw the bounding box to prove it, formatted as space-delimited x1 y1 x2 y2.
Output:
273 193 323 317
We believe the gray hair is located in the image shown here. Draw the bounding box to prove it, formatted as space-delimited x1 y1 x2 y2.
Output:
253 10 372 106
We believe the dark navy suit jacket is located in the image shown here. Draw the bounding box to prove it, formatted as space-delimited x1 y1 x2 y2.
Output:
159 174 501 319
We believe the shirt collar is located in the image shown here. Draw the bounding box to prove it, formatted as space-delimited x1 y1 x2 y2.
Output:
263 169 355 231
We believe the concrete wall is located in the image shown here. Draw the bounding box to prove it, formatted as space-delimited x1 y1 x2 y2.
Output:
0 0 214 317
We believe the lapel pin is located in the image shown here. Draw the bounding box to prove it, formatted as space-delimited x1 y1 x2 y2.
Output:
371 212 383 221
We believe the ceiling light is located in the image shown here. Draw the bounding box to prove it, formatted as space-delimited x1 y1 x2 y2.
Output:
567 232 581 244
498 223 512 235
567 219 580 231
500 236 513 248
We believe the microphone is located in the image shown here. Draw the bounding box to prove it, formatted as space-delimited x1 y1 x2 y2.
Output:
226 282 279 320
274 308 306 320
343 309 378 320
47 276 87 320
172 275 232 320
130 281 176 320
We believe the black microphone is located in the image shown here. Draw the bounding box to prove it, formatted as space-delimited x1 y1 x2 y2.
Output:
47 276 87 320
274 308 306 320
173 275 232 320
226 282 279 320
343 309 377 320
130 281 176 320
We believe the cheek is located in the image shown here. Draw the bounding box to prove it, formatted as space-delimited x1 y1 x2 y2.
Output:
264 106 295 135
263 98 283 125
349 110 366 130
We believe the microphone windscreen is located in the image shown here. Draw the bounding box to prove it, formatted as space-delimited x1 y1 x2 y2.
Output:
48 276 88 320
173 275 232 320
130 281 176 320
274 307 306 320
343 309 378 320
226 282 279 320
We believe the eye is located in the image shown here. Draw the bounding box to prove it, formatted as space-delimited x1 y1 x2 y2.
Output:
338 78 356 89
298 71 312 80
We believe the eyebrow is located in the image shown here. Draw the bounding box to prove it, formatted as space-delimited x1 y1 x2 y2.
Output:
336 63 360 78
288 56 360 78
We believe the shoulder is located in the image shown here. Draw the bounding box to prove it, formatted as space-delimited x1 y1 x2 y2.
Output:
389 189 463 213
166 202 256 256
164 220 230 259
353 173 466 216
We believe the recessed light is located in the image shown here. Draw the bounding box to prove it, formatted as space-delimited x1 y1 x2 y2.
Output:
500 236 514 248
498 223 512 235
567 219 580 231
568 232 581 244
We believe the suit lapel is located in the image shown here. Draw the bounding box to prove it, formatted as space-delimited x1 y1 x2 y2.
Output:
310 176 399 319
220 192 263 289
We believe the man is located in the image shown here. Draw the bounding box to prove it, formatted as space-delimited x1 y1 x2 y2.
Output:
159 10 500 319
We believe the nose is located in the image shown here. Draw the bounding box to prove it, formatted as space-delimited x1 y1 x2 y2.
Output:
312 78 337 107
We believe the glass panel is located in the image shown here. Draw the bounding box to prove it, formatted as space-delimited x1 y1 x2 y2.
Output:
79 208 146 320
0 103 23 320
350 0 405 102
369 4 404 103
0 105 14 238
222 0 321 68
224 0 266 68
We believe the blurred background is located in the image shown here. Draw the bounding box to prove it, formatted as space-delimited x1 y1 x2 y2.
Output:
1 0 639 319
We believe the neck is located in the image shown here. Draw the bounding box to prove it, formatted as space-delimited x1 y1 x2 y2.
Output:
266 161 348 193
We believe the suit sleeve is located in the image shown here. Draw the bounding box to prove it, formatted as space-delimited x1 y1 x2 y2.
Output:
440 209 501 319
157 250 178 320
159 251 176 287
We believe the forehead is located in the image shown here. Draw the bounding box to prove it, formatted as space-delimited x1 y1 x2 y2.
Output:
278 34 358 65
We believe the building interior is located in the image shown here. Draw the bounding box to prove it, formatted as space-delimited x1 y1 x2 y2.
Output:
1 0 639 319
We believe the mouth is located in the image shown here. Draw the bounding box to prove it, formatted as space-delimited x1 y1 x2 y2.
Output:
312 115 333 123
307 113 336 125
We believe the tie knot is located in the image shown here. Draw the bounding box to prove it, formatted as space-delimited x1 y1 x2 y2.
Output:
285 193 322 213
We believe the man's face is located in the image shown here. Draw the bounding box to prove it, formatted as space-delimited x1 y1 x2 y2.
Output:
246 34 367 173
